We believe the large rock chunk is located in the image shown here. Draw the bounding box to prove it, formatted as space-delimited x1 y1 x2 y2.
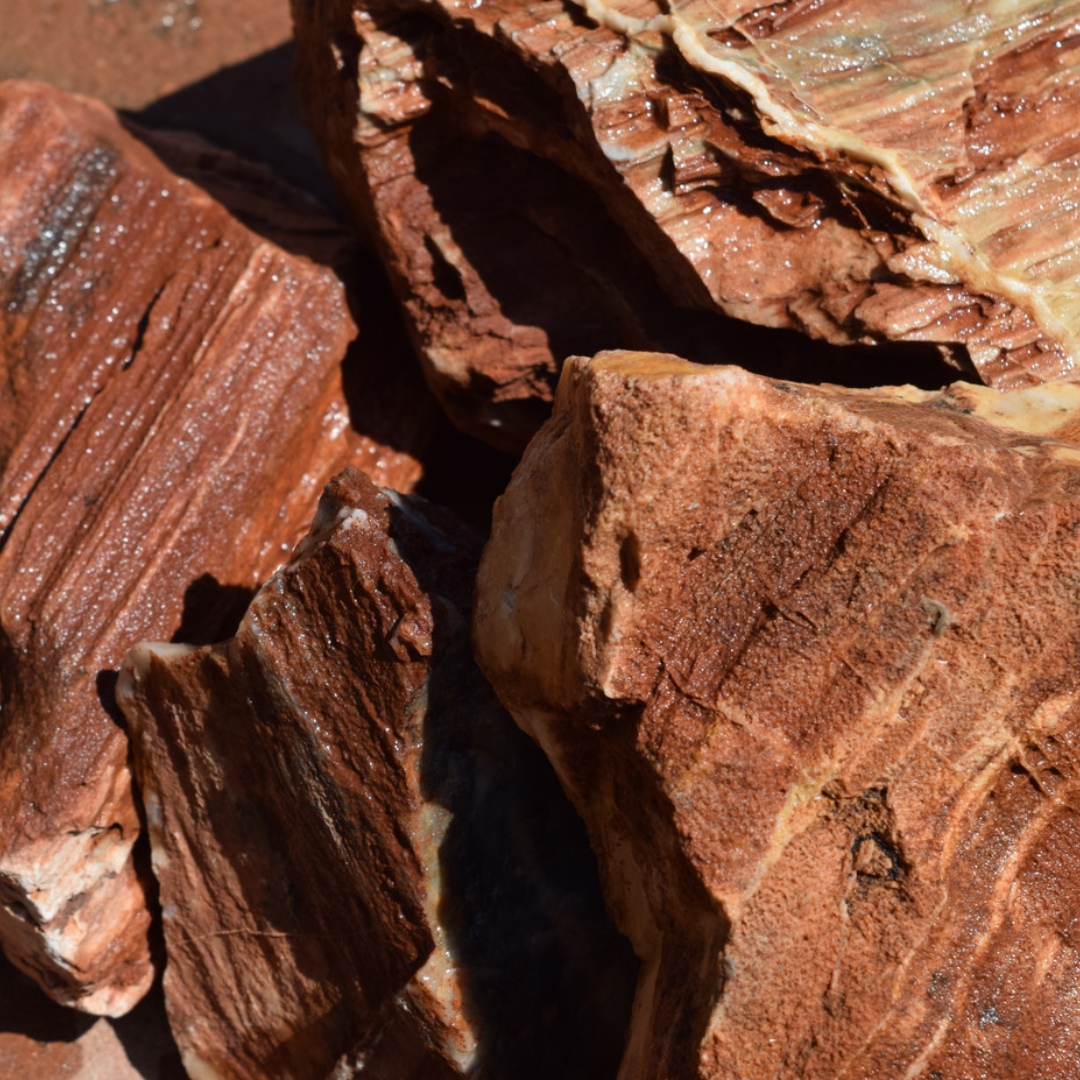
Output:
294 0 1080 445
292 0 938 450
475 350 1080 1079
116 467 634 1080
0 80 418 1015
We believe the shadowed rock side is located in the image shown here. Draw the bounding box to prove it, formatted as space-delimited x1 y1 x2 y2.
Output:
475 350 1080 1079
291 0 1079 448
291 0 966 450
0 80 421 1015
116 468 635 1080
0 950 185 1080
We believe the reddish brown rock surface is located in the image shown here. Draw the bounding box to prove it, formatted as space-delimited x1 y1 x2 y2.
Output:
0 80 422 1015
475 350 1080 1079
117 467 634 1080
292 0 947 450
293 0 1080 447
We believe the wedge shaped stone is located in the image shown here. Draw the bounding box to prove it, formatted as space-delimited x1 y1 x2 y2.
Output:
117 468 634 1080
476 350 1080 1079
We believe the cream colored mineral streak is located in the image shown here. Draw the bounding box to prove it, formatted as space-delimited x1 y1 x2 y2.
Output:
576 0 1080 367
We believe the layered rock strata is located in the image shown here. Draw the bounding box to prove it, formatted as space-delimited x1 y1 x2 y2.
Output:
117 467 634 1080
0 80 418 1015
475 350 1080 1079
294 0 1080 446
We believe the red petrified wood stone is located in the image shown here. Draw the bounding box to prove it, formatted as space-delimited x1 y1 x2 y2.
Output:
475 350 1080 1079
117 467 634 1080
294 0 1080 448
0 80 414 1015
291 0 884 450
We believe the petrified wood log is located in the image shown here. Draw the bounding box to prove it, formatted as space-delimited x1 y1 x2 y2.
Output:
0 80 420 1015
475 350 1080 1079
116 467 634 1080
294 0 1080 446
292 0 937 450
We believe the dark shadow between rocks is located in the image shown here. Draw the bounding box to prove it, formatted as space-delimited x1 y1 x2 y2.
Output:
170 574 256 647
413 416 518 534
96 668 125 729
336 248 445 472
0 949 185 1079
109 978 188 1080
0 951 96 1043
128 43 338 211
407 64 974 403
422 662 638 1080
385 498 638 1080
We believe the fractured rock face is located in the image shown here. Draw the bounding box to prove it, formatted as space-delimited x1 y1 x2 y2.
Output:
475 350 1080 1079
0 80 420 1015
116 467 635 1080
292 0 947 450
294 0 1080 446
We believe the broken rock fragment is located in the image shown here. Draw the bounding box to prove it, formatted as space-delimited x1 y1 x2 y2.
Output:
295 0 1080 446
475 350 1080 1079
117 468 634 1080
0 80 416 1015
293 0 922 450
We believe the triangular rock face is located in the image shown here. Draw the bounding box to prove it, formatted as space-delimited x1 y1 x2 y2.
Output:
0 80 418 1016
475 351 1080 1079
118 468 635 1080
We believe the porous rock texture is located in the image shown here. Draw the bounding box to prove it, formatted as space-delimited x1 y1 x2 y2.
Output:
475 350 1080 1079
294 0 1080 448
116 467 634 1080
0 80 420 1015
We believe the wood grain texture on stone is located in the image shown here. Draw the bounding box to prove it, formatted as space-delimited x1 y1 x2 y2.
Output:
475 350 1080 1079
294 0 1080 446
116 467 635 1080
292 0 946 450
0 80 418 1016
124 122 436 494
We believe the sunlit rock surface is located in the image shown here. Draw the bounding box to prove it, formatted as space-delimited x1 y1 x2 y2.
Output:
476 350 1080 1079
0 80 416 1015
118 468 635 1080
294 0 1080 447
292 0 957 449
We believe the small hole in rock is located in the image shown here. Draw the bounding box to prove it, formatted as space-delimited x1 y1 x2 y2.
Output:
620 535 641 591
